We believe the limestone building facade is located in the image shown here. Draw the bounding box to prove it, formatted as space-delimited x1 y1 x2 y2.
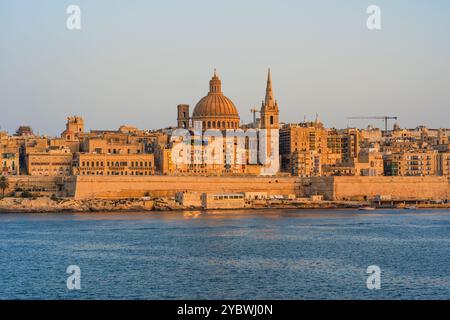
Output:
165 69 280 176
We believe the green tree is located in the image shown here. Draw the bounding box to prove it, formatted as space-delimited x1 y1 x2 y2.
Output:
0 176 9 198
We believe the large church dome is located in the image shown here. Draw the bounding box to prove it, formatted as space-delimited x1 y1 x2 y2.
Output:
192 71 240 129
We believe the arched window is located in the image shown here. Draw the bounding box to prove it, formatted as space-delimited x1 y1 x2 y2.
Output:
270 116 274 125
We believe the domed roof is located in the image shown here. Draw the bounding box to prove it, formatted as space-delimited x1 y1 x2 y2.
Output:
192 71 240 120
193 95 239 119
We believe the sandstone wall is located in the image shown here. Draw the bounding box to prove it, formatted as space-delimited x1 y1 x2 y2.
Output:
302 177 335 200
333 176 450 201
303 176 450 201
3 176 62 196
4 175 449 202
70 176 302 199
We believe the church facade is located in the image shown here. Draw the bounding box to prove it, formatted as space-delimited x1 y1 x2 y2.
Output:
165 69 280 176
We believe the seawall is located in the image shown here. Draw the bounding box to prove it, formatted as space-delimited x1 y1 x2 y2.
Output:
68 175 302 199
304 176 450 201
3 176 64 196
3 175 449 202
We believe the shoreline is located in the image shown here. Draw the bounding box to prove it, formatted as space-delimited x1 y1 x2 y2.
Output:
1 196 449 214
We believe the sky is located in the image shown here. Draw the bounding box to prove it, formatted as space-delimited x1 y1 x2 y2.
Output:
1 0 449 136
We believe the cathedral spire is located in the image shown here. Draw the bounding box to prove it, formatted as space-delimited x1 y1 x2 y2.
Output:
264 68 275 108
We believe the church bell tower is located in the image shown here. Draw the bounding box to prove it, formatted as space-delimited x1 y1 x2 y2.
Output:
259 69 279 175
260 69 279 130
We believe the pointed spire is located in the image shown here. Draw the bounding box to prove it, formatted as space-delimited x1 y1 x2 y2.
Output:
264 68 275 108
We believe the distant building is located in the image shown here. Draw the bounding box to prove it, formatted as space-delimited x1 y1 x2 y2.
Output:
164 69 280 176
383 150 438 176
72 153 154 176
26 146 73 176
175 191 202 207
201 193 246 209
61 116 84 141
437 152 450 177
1 152 19 175
15 126 34 137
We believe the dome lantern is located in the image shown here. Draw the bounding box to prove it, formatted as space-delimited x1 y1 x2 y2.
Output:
192 70 240 130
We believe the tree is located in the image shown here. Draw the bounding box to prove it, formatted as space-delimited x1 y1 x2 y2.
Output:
0 176 9 198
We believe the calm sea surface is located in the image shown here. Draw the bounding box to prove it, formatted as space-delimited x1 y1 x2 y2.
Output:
0 209 449 300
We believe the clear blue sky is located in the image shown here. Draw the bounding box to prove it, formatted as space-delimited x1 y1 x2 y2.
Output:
1 0 449 135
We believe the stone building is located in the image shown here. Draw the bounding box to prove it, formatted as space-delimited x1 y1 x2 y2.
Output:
61 116 84 141
279 119 327 175
165 70 280 176
177 70 240 130
383 150 439 176
73 153 154 176
26 146 73 176
14 126 34 137
280 122 386 177
0 132 20 175
437 152 450 176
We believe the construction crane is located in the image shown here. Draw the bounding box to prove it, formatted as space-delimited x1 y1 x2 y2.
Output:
347 116 398 132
